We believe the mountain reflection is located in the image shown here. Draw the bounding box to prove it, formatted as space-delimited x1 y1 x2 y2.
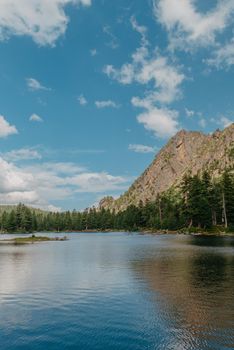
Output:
132 240 234 348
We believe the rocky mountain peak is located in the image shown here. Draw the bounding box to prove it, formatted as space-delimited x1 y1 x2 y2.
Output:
99 124 234 212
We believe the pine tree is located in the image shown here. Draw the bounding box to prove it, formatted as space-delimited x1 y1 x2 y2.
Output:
221 169 234 227
6 210 17 232
21 207 33 232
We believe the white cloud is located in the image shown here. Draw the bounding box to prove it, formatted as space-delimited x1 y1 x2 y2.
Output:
206 38 234 69
219 116 233 128
104 64 133 85
77 94 87 106
185 108 194 117
0 158 34 194
131 94 180 138
154 0 234 50
29 114 43 122
130 16 148 46
104 42 184 105
0 192 39 208
0 0 91 46
104 17 184 139
95 100 119 109
136 106 179 138
0 115 18 138
0 157 130 210
2 148 42 162
128 144 156 153
66 172 128 193
47 204 62 212
26 78 51 91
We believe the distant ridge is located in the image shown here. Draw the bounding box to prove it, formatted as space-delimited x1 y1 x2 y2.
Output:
99 124 234 212
0 205 46 215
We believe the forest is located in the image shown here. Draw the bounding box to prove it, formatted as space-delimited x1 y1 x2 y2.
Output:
0 169 233 233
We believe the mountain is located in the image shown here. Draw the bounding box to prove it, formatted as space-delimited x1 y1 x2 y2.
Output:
99 124 234 212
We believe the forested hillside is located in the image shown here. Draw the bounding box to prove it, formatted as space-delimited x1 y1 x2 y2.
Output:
0 169 233 233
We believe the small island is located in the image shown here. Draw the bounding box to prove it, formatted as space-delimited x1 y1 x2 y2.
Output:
0 235 68 245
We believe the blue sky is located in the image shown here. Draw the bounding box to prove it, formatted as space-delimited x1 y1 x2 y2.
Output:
0 0 233 211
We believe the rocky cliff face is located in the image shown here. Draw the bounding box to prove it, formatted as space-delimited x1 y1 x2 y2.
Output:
100 124 234 212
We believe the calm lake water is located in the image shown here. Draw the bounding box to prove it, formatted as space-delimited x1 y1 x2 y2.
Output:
0 232 233 350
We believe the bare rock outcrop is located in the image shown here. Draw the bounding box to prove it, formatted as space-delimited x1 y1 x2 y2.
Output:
99 124 234 212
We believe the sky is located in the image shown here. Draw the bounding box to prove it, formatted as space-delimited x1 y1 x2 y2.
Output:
0 0 234 211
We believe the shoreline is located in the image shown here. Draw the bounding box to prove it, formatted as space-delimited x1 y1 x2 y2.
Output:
0 235 68 245
141 230 234 237
0 229 233 237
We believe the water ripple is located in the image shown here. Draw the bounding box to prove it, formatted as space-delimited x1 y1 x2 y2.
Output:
0 233 233 350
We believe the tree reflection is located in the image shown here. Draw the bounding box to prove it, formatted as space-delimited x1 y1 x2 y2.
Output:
132 242 234 348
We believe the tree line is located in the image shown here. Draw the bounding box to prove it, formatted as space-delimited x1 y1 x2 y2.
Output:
0 169 233 233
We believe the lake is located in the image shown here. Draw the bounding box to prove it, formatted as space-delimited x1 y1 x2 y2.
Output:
0 232 233 350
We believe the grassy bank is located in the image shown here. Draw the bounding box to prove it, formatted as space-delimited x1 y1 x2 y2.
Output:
0 235 68 245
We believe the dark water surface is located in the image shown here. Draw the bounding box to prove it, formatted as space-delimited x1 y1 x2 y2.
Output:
0 232 233 350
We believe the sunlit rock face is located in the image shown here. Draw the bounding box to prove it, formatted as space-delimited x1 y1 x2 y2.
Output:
100 124 234 211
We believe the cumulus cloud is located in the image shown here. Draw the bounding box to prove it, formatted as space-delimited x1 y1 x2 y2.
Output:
26 78 51 91
29 114 43 122
77 94 87 106
128 144 156 153
0 0 91 46
0 115 18 138
104 17 184 138
136 106 179 138
154 0 234 51
132 102 179 136
95 100 119 109
104 51 184 104
0 158 33 194
0 156 130 210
